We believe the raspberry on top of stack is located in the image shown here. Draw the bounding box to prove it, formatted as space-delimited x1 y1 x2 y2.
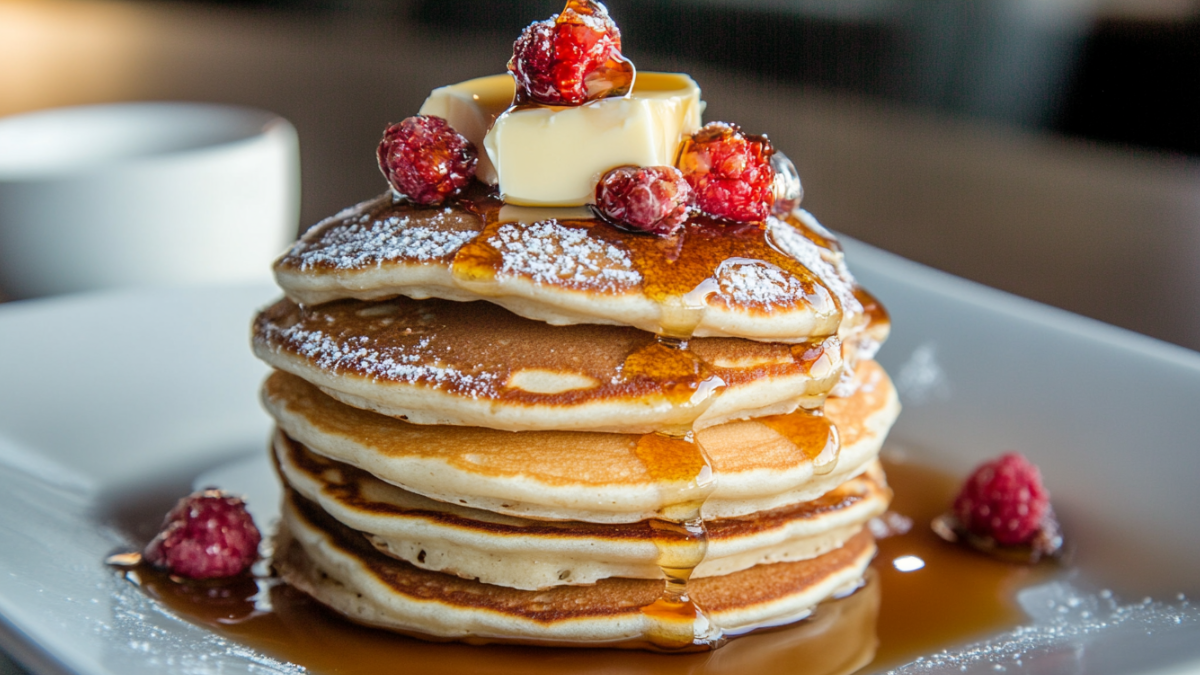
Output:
253 0 899 652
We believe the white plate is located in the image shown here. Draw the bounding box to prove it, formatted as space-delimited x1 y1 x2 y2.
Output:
0 241 1198 675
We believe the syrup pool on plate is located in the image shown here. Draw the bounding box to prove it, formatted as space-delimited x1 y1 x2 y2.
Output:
119 457 1057 674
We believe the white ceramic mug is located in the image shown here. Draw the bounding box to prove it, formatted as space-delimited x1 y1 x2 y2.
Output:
0 102 300 300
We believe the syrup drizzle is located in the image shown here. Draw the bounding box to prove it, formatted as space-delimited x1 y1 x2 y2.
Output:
452 188 841 340
790 338 840 379
622 321 855 647
628 335 724 649
757 408 841 476
619 326 840 647
854 285 889 335
448 196 852 648
633 429 721 648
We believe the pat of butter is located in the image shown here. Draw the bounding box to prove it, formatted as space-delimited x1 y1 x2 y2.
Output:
418 75 516 185
487 72 703 207
497 204 594 224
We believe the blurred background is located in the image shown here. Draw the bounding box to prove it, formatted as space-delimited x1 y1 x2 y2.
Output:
2 0 1198 350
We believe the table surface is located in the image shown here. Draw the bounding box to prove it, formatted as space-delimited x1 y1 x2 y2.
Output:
0 652 23 675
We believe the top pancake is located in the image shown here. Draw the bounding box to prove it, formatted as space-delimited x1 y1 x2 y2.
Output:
273 188 868 343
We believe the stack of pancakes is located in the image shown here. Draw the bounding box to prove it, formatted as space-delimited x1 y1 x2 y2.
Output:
252 190 900 650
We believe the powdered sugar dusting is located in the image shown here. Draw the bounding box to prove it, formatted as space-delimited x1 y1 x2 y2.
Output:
887 581 1200 674
284 203 480 271
716 258 806 307
768 212 862 317
491 220 641 291
257 316 499 399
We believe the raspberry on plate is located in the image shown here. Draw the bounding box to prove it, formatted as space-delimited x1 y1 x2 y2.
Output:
509 0 634 106
595 165 692 236
377 115 477 206
143 489 262 579
953 452 1050 546
677 122 776 224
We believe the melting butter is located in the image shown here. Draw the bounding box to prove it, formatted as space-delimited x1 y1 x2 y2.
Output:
419 73 703 207
486 72 703 207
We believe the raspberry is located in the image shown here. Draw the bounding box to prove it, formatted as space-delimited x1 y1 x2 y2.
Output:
508 0 634 106
143 489 262 579
953 453 1050 546
677 122 776 223
377 115 477 206
595 165 692 236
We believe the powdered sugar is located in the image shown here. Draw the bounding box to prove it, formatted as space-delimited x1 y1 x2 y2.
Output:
716 258 806 306
886 581 1200 674
257 320 499 398
768 212 863 317
285 206 480 271
490 220 641 291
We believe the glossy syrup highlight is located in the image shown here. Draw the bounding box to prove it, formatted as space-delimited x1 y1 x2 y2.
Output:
452 191 841 339
757 408 841 475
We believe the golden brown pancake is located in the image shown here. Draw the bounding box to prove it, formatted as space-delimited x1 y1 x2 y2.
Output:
275 488 877 646
260 361 899 523
275 431 890 590
273 190 869 344
252 296 846 433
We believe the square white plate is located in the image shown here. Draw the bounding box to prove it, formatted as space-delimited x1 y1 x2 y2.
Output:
0 240 1198 675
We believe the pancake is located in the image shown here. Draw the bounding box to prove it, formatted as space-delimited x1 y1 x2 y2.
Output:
260 361 899 523
276 431 889 590
832 286 889 397
275 488 877 646
273 188 868 344
253 295 846 433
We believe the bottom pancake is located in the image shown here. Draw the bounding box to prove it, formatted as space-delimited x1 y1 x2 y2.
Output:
276 489 877 648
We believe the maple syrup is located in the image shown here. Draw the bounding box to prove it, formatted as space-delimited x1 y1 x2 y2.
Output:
620 337 719 406
628 334 723 649
453 190 840 339
853 286 890 336
633 433 718 648
757 407 841 476
791 338 839 378
124 457 1056 673
621 218 834 321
